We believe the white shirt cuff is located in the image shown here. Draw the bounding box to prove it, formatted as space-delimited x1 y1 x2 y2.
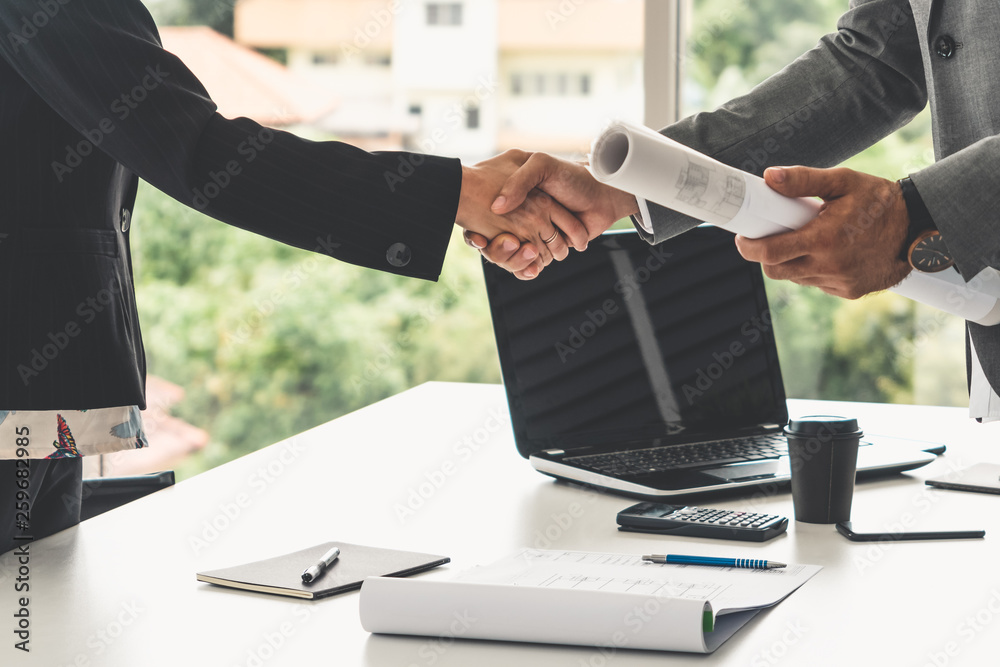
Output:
633 198 654 234
969 331 1000 421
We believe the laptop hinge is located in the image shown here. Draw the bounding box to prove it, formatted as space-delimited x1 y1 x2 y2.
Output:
541 449 565 456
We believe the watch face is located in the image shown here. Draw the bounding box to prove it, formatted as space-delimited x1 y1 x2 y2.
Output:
909 231 954 273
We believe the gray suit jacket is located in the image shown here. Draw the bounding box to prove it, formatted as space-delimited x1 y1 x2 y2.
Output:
639 0 1000 393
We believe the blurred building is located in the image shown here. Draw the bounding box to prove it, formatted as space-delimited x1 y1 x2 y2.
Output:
234 0 645 160
159 26 339 127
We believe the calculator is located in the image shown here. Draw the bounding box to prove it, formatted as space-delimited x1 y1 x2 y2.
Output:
616 502 788 542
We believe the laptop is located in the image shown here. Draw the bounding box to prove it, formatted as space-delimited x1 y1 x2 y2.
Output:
483 227 938 500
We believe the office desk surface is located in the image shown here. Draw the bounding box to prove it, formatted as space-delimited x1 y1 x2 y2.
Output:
5 382 1000 666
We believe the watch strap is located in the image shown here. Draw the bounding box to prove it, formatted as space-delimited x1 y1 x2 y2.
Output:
898 176 936 261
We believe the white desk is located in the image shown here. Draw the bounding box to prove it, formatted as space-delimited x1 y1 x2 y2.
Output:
5 382 1000 666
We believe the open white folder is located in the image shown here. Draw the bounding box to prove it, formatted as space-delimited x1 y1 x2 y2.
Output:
359 549 821 654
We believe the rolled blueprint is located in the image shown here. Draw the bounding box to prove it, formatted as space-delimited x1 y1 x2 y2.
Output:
591 120 1000 326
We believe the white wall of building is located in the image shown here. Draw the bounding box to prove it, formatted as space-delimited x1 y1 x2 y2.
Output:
287 48 393 99
393 1 498 91
392 0 499 160
498 52 643 154
246 0 643 159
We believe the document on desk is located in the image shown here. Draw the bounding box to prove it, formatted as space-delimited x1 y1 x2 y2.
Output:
589 120 1000 326
359 549 821 653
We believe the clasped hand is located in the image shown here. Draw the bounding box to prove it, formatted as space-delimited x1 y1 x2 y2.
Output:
735 166 912 299
454 150 639 279
459 157 911 296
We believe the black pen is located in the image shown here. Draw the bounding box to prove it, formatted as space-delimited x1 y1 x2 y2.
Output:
301 546 341 583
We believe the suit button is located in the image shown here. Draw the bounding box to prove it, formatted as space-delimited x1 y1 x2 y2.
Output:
386 242 411 267
120 208 131 232
935 34 956 58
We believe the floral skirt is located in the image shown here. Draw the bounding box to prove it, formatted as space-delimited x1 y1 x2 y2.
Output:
1 406 147 459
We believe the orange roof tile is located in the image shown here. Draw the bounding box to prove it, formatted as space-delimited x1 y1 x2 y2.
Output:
234 0 643 51
160 26 339 125
95 375 210 477
236 0 395 51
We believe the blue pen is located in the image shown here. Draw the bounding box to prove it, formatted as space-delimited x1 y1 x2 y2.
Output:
642 554 786 569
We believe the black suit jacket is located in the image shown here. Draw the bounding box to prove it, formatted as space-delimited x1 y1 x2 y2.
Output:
0 0 461 411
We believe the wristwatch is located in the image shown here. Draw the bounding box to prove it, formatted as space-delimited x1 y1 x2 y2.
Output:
898 176 954 273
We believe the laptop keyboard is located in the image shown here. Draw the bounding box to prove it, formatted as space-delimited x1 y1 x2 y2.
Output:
567 434 788 477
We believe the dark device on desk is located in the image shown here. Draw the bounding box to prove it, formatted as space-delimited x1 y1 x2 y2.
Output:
617 502 788 542
482 228 939 501
836 521 984 541
925 463 1000 495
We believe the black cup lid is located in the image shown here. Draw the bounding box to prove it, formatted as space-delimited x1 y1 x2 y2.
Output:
784 415 862 438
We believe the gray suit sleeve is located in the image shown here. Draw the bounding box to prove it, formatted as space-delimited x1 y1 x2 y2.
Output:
636 0 927 244
910 139 1000 280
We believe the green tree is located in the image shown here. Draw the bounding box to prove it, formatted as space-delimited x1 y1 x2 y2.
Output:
145 0 234 36
131 182 500 479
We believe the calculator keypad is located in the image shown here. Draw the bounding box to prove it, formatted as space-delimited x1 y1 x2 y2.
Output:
669 507 782 528
617 502 789 541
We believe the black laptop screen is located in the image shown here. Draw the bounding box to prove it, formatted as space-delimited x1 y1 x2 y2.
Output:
483 227 788 457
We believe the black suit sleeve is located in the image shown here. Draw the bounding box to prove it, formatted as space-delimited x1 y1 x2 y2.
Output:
0 0 458 280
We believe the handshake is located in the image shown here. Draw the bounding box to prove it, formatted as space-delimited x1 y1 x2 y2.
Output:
454 150 641 280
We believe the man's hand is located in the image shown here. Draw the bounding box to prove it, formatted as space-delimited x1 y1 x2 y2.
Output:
734 166 912 299
455 151 590 279
464 152 639 278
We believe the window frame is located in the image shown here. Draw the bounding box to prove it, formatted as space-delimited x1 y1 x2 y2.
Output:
643 1 685 128
426 2 463 27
